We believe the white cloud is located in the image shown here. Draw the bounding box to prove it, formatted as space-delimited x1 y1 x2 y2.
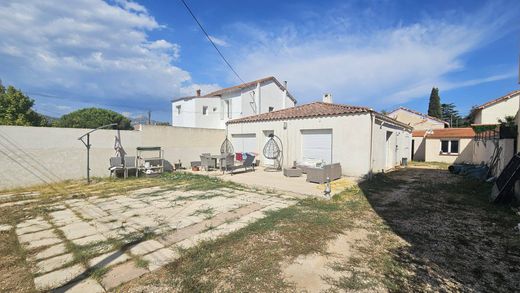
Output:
230 2 519 108
208 35 229 47
0 0 215 115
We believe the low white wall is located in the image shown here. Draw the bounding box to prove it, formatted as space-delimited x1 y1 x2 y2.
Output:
0 125 225 190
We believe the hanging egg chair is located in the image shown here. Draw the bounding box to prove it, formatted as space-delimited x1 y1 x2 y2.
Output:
263 133 283 171
220 137 234 154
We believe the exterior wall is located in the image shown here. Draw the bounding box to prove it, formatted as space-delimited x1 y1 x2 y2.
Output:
371 118 412 172
412 136 426 161
0 125 225 190
172 80 295 129
387 109 445 130
226 114 411 177
424 138 473 164
473 139 514 175
474 93 520 124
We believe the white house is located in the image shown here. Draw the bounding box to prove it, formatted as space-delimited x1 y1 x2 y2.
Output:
172 76 297 129
387 107 448 130
473 89 520 124
226 96 413 177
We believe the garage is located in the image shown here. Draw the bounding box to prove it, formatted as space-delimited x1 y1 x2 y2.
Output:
301 129 332 164
231 133 257 153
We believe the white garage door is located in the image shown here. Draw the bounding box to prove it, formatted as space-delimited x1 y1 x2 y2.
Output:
231 133 257 153
301 129 332 164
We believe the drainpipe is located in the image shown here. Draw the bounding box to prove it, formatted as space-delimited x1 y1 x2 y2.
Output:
369 112 375 179
256 82 261 114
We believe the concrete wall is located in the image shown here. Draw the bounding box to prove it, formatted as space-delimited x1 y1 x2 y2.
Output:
226 113 411 177
474 93 519 124
424 138 474 164
387 108 445 130
473 139 514 175
0 125 225 190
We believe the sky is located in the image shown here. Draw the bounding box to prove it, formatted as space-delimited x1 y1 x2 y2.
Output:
0 0 519 123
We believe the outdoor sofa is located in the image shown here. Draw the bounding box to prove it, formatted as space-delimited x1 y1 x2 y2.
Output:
305 163 342 184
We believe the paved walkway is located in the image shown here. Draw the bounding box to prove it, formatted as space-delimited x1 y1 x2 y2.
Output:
13 187 296 292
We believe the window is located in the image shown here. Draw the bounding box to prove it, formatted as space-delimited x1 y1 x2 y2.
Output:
202 106 208 115
440 140 459 154
225 100 231 118
176 105 181 115
268 106 274 112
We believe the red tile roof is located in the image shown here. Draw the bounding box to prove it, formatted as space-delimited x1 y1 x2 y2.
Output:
388 106 449 125
476 89 520 110
422 128 475 139
412 130 427 137
172 76 297 103
227 102 370 124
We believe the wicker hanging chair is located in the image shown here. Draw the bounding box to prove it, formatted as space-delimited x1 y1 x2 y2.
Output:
220 137 234 154
263 134 283 171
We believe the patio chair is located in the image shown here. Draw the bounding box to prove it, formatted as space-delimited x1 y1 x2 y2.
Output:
227 155 255 175
200 154 215 171
109 157 124 178
123 156 137 179
221 153 235 173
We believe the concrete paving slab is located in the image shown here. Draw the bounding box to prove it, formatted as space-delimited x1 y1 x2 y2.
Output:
60 222 98 240
16 222 52 235
129 240 164 256
34 253 74 275
71 234 107 246
100 261 148 290
18 229 56 243
54 277 105 293
33 264 85 291
88 251 131 269
26 237 62 250
142 248 179 271
32 243 67 261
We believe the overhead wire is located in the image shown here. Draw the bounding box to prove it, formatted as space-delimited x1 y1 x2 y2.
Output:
179 0 245 85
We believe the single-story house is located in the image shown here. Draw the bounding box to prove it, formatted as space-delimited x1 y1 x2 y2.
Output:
412 128 475 163
473 89 520 124
387 106 449 130
226 98 413 177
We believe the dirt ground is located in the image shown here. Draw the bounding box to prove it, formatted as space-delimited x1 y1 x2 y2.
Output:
2 168 520 292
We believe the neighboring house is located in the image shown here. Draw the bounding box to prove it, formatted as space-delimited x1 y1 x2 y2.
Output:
171 76 297 129
226 96 413 177
412 128 475 164
473 89 520 124
387 107 449 130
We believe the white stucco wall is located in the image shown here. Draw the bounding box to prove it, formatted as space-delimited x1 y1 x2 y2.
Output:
0 125 225 190
226 113 411 177
412 136 426 161
474 93 520 124
424 138 473 164
472 139 514 175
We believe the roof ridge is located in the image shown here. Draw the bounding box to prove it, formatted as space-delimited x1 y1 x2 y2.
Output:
389 106 448 125
476 89 520 110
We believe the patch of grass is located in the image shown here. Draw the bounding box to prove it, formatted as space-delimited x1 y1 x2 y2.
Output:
191 207 215 218
90 266 110 281
160 172 240 191
134 257 149 269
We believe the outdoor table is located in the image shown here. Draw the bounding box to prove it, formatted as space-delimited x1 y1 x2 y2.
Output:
210 154 228 171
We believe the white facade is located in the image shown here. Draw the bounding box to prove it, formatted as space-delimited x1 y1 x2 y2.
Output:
226 112 412 177
387 107 447 130
474 91 520 124
172 78 296 129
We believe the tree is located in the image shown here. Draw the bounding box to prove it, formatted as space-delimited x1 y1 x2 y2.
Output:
463 105 479 126
0 82 47 126
54 108 133 130
441 103 462 127
427 87 442 118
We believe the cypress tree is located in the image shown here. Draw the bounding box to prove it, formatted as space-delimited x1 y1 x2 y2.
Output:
428 87 442 118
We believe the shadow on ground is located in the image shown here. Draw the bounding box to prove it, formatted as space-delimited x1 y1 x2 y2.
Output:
359 168 520 292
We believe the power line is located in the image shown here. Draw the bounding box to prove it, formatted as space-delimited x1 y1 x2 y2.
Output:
179 0 245 85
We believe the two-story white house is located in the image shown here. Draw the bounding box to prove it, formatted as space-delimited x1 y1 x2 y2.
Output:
172 76 297 129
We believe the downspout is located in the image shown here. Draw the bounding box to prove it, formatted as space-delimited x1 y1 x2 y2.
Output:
369 111 375 179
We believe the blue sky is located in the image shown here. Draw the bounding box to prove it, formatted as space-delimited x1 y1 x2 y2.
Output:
0 0 519 122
